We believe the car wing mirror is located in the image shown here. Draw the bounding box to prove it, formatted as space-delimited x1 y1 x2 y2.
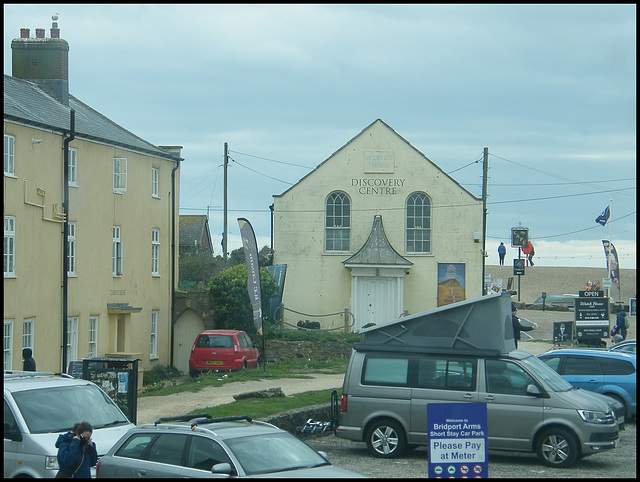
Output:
211 462 232 475
526 384 545 397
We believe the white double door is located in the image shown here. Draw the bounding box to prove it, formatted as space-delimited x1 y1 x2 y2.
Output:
351 268 405 332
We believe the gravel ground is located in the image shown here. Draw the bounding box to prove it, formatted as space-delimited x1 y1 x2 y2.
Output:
306 421 636 478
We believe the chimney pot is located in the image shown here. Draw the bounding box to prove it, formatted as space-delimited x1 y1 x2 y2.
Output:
51 28 60 38
20 28 30 38
36 28 45 38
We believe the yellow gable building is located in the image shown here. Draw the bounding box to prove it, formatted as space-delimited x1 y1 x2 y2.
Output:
4 22 181 376
272 120 484 332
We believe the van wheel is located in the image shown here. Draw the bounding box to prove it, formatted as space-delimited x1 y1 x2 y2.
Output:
536 428 579 468
241 361 247 370
365 419 406 458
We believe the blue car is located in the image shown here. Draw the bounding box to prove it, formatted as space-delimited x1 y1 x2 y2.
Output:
538 349 636 422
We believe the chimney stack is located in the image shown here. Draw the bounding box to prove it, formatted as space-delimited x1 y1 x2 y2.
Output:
11 15 69 105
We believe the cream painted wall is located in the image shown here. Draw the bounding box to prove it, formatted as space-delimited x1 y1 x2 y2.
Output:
4 121 179 373
273 120 484 330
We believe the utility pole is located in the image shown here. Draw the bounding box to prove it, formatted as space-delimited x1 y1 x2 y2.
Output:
223 142 228 261
481 147 488 296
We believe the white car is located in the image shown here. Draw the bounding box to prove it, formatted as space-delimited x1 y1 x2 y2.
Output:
4 371 135 478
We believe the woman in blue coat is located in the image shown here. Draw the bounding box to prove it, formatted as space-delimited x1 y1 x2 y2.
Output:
55 421 98 478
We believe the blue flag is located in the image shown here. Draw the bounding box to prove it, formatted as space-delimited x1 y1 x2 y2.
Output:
595 206 610 226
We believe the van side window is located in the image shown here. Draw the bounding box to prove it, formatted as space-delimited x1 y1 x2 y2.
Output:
418 357 476 391
485 359 536 396
362 356 409 386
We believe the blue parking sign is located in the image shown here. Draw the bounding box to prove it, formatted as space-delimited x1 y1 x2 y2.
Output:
428 403 488 478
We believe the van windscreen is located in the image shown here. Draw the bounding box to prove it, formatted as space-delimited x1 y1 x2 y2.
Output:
12 384 127 434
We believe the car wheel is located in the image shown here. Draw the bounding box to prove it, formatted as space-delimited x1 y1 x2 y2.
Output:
365 419 406 458
536 427 579 468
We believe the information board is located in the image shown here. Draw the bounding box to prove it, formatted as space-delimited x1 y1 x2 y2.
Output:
428 403 488 478
575 297 609 323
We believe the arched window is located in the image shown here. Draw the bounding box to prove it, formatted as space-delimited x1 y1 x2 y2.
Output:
406 192 431 253
325 191 350 252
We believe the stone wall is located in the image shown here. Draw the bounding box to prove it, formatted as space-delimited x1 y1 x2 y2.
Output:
262 403 333 436
263 340 354 363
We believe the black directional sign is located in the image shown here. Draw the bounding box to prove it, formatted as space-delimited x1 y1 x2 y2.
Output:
513 259 525 276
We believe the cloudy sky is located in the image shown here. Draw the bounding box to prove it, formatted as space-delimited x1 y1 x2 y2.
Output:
4 4 636 268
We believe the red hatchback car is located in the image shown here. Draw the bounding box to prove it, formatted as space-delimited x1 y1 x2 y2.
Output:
188 330 260 376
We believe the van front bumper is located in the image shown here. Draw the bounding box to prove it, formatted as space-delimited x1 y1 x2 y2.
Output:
583 431 620 454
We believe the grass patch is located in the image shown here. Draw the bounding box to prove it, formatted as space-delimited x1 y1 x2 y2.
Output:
189 389 340 420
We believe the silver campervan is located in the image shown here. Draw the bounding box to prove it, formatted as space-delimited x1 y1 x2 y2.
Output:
334 293 620 468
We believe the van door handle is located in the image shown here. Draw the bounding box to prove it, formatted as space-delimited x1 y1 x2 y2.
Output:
483 395 495 401
463 393 474 399
137 470 147 476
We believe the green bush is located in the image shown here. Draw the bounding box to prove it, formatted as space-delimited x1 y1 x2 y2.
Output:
143 364 182 386
261 323 364 343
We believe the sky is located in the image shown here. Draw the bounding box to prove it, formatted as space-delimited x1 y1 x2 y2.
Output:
4 4 636 269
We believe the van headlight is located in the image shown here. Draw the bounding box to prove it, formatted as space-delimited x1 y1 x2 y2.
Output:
45 456 59 470
578 409 615 424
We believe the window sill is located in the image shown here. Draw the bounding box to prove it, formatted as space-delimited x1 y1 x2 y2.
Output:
150 356 159 361
152 274 161 278
152 195 161 200
4 274 17 279
4 173 18 179
67 274 78 278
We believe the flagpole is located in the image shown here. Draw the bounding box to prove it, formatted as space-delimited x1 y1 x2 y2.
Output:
607 199 612 300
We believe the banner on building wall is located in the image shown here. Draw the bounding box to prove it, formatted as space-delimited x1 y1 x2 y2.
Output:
437 263 466 307
266 264 287 323
238 218 263 333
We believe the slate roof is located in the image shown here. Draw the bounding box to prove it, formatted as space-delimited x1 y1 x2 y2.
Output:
179 215 212 249
4 74 177 161
343 214 412 267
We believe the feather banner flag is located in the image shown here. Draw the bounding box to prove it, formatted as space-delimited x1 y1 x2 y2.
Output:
595 206 610 226
602 240 620 291
238 218 263 333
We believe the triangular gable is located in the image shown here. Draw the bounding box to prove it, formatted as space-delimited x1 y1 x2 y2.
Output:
343 214 412 267
274 119 480 202
360 292 517 354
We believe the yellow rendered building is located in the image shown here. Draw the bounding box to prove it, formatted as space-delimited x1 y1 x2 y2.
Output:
273 119 484 332
4 24 181 375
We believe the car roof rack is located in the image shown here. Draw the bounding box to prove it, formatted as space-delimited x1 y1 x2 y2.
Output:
4 370 73 379
154 414 253 427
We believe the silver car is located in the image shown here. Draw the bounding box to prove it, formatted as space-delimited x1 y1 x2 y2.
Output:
4 371 134 478
96 414 364 478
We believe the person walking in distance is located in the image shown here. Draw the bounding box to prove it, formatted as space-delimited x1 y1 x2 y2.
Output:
498 242 506 266
22 348 36 371
615 306 629 340
511 304 537 349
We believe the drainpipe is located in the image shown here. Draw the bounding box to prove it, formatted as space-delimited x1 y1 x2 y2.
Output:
62 110 75 373
170 156 182 368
